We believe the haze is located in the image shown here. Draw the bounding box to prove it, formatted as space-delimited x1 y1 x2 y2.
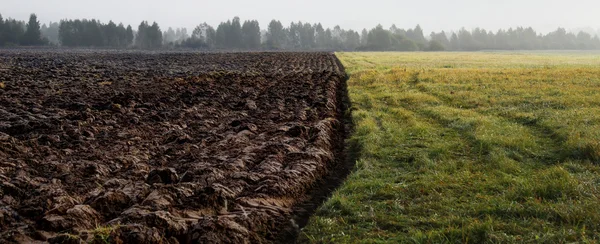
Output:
3 0 600 34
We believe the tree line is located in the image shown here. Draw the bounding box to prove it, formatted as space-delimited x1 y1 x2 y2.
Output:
1 12 600 51
0 14 47 46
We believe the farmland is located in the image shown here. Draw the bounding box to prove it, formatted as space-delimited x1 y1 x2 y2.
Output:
3 50 600 244
302 52 600 243
0 51 349 243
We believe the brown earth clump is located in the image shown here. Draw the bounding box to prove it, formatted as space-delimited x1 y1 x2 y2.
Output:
0 50 348 243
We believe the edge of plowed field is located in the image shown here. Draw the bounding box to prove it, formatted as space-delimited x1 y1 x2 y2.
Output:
276 54 358 243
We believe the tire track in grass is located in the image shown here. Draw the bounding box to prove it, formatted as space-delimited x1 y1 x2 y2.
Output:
411 80 559 164
492 111 569 161
392 86 591 241
364 91 542 242
416 77 598 163
492 108 600 163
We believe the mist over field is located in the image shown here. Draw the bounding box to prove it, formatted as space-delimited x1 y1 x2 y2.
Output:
2 0 600 35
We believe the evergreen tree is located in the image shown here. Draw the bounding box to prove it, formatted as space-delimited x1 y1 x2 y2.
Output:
104 21 119 47
287 22 302 49
450 32 459 50
266 20 285 49
4 19 25 45
408 24 427 48
136 21 162 49
314 23 328 49
125 25 134 47
457 28 474 50
228 17 243 48
215 20 230 48
0 14 5 45
242 20 261 49
299 22 315 49
22 14 45 45
344 30 360 51
360 28 368 46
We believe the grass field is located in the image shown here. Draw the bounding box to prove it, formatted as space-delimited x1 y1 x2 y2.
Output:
301 51 600 243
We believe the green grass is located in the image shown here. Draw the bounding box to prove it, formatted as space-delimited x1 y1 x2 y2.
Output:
301 52 600 243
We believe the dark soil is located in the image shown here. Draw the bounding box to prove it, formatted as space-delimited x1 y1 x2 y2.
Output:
0 50 349 243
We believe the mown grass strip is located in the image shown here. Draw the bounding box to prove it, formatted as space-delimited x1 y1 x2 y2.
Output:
301 52 600 243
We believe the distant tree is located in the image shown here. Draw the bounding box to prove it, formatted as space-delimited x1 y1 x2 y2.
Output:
201 24 216 48
390 24 399 35
104 21 120 47
230 17 243 48
407 24 426 48
175 28 189 42
367 24 392 51
344 30 361 51
183 23 215 48
163 27 177 44
470 28 488 50
125 25 134 46
430 31 450 49
457 28 475 50
427 40 445 51
184 25 205 48
59 19 132 47
576 31 592 49
522 27 539 49
314 23 328 49
88 20 103 46
324 28 333 49
241 20 261 49
214 17 245 49
545 28 573 49
136 21 162 49
149 22 162 48
494 29 509 49
360 28 368 46
191 26 203 39
450 32 459 50
3 18 25 45
330 25 344 50
115 23 129 47
286 22 301 49
41 22 60 44
398 39 418 51
136 21 148 48
299 22 315 49
22 14 45 45
266 20 285 49
215 20 230 48
592 35 600 49
0 14 4 45
182 28 206 48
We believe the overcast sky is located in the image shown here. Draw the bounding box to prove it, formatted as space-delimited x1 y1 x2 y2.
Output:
2 0 599 35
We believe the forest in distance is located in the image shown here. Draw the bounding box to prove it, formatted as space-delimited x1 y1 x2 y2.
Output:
1 13 600 51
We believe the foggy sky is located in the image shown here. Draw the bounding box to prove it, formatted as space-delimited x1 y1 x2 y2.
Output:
2 0 599 35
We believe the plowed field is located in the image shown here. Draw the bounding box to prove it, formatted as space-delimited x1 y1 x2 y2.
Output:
0 51 349 243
